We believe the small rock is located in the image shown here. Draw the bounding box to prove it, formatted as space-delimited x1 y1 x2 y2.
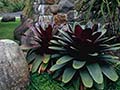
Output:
67 10 76 22
50 5 59 14
58 0 74 13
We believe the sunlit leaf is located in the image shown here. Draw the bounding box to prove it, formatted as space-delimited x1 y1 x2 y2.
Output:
87 63 103 84
50 64 65 71
80 70 93 88
72 60 86 69
43 54 50 63
62 68 76 83
49 46 65 51
56 56 73 65
101 64 119 81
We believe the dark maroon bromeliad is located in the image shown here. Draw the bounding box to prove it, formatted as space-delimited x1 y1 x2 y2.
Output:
26 23 54 73
49 23 120 89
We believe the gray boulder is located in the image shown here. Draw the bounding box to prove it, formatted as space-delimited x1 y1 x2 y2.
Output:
0 39 29 90
1 16 16 22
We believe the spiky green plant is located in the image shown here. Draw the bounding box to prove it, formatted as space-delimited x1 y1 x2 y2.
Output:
49 23 120 89
75 0 120 34
26 24 54 73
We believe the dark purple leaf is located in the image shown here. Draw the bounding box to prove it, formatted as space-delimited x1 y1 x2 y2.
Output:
80 28 92 41
75 25 83 38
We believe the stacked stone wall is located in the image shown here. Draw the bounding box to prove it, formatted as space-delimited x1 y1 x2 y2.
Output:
33 0 77 24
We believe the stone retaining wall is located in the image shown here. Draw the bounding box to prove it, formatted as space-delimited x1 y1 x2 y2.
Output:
33 0 78 23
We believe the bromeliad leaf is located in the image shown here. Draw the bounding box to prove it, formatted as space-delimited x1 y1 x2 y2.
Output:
101 47 120 51
94 82 104 90
110 43 120 47
89 53 98 56
101 64 119 81
62 68 76 83
80 70 93 88
38 63 49 73
102 58 120 64
87 63 103 84
59 30 73 42
51 54 61 59
56 56 73 65
102 36 116 43
26 49 36 64
50 64 65 71
53 35 71 44
99 55 119 60
72 60 86 69
58 40 67 45
43 54 50 64
32 55 42 73
73 77 80 90
94 37 108 43
49 46 65 51
62 36 72 43
94 29 107 42
50 40 60 45
52 69 62 79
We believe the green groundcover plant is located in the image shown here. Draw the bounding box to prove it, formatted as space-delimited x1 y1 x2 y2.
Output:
27 72 79 90
26 22 120 90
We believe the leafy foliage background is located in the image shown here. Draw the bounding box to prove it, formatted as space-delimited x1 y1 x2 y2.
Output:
0 0 25 13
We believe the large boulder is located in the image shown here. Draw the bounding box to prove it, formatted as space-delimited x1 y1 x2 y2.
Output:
0 39 29 90
1 16 16 22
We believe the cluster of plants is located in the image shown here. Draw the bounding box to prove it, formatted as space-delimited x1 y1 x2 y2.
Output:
0 0 25 13
26 22 120 90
